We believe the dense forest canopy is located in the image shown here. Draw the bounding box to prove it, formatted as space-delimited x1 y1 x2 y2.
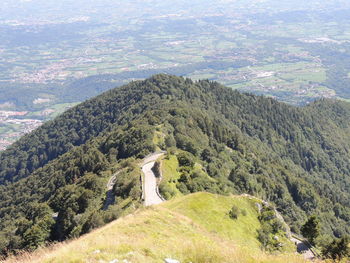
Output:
0 74 350 255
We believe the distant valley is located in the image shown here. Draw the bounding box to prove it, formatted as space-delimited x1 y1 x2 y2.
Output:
2 0 350 150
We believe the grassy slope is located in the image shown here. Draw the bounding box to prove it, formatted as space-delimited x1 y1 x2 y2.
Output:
6 193 312 263
161 154 182 197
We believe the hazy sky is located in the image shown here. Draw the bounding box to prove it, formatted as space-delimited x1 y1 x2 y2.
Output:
2 0 350 24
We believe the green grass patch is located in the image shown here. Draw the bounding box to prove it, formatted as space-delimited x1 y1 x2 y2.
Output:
164 192 262 250
159 154 182 199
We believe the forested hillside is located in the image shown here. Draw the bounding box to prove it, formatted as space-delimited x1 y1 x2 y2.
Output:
1 74 350 255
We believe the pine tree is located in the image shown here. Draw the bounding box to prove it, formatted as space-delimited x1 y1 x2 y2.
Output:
301 215 320 245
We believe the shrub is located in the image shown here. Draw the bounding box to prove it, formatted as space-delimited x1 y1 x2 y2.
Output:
322 236 350 260
159 182 176 200
229 205 240 220
177 152 195 167
301 215 320 246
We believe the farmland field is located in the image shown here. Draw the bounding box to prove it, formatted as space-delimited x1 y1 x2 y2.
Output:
1 0 350 149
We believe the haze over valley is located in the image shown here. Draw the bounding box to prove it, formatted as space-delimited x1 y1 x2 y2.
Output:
2 0 350 150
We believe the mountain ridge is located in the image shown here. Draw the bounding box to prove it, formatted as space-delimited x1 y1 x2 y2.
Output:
0 74 350 255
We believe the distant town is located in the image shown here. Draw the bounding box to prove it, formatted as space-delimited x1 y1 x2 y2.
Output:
0 110 43 151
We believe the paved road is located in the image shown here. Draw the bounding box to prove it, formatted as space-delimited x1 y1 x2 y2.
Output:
141 152 165 206
107 173 117 190
141 151 166 166
290 236 315 260
103 172 118 210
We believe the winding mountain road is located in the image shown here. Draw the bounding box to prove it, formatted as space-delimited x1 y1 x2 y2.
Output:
241 194 317 260
141 152 165 206
105 156 317 262
103 152 165 209
103 171 119 210
290 235 316 260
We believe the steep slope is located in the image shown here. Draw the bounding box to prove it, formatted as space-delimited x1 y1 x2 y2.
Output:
1 74 350 255
5 193 308 263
